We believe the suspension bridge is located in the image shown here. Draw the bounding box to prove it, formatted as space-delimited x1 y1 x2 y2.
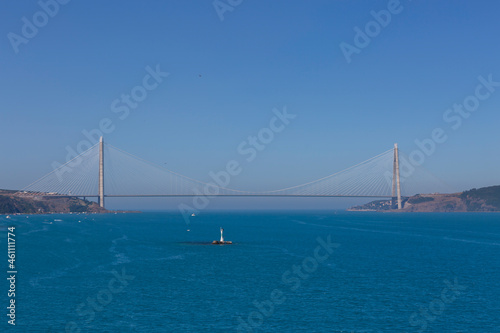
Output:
18 138 447 209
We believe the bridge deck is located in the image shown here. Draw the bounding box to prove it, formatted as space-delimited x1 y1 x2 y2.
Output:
38 194 393 198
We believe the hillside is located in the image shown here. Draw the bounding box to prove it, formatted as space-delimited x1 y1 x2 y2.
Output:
0 190 109 214
348 185 500 212
460 186 500 211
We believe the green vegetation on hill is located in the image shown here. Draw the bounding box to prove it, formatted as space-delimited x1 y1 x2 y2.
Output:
0 195 45 214
350 199 393 211
349 185 500 212
0 189 17 193
407 195 434 204
0 190 108 214
460 185 500 211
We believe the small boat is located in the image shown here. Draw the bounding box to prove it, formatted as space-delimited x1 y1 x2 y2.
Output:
191 213 196 217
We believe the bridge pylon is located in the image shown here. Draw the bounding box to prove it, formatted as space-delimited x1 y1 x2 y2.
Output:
392 143 402 209
98 136 105 208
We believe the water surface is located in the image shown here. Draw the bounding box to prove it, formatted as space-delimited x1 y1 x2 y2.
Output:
1 211 499 332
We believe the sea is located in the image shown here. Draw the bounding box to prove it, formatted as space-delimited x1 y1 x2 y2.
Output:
1 211 499 332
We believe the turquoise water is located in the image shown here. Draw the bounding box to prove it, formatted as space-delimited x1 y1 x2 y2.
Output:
1 211 500 332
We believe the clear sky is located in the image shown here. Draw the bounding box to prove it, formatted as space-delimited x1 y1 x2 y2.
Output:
1 0 499 210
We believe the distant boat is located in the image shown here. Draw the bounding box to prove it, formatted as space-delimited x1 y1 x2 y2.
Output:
6 216 10 219
191 213 196 217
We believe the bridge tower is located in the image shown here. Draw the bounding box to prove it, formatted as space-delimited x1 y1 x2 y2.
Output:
392 143 402 209
98 136 105 208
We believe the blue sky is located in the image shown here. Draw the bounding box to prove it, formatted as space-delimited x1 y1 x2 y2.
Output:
1 0 499 210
